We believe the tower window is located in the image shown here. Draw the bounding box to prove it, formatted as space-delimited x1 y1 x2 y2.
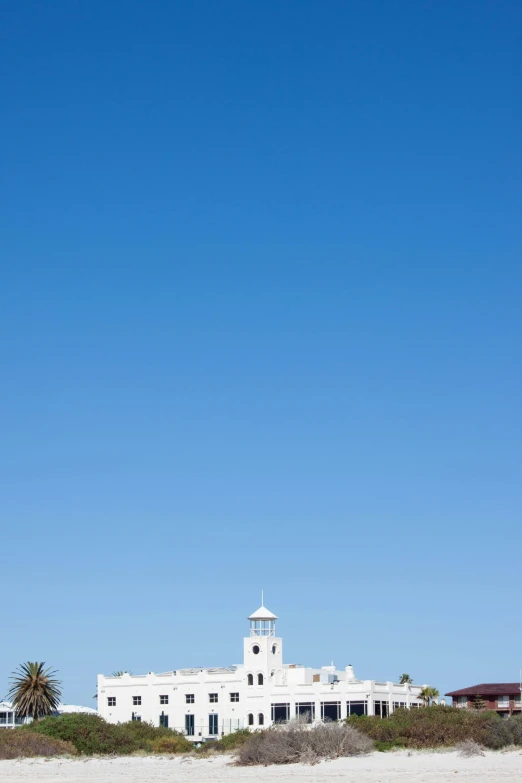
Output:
272 644 277 654
252 645 260 655
258 673 264 685
248 713 254 726
247 674 254 686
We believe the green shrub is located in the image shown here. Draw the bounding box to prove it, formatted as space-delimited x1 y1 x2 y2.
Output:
0 729 77 759
149 735 193 754
346 706 522 750
26 713 189 755
213 728 252 751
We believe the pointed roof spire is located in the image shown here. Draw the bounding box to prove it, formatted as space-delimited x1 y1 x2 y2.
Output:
248 592 278 621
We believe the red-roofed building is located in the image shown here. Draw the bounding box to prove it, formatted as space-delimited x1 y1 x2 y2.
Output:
445 684 521 717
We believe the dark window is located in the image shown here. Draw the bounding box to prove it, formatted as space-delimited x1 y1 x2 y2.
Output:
271 703 290 723
230 692 239 702
247 673 254 686
209 693 218 703
296 703 315 722
248 713 254 726
160 695 169 705
272 645 277 654
321 702 341 721
348 701 367 716
258 713 264 726
258 673 264 685
209 713 218 735
159 713 169 728
374 701 381 717
186 694 195 704
185 714 195 736
252 645 260 654
107 697 116 707
133 696 141 706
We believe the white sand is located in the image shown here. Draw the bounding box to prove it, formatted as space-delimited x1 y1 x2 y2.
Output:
1 751 521 783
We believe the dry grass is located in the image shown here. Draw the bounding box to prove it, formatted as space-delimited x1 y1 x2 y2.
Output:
457 740 485 757
237 720 373 765
0 730 77 759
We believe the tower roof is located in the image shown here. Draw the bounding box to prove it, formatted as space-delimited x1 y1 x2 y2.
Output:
248 605 278 621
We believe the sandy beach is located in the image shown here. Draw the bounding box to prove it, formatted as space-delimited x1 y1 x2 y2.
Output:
1 750 521 783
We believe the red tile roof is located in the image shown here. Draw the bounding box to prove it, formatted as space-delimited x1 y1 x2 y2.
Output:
445 683 521 697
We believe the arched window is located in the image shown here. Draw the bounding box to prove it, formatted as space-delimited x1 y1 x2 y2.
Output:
252 644 260 655
272 644 277 654
257 673 264 685
258 713 264 726
248 713 254 726
247 673 254 686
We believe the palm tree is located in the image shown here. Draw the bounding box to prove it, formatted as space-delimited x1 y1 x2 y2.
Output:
112 670 131 677
418 686 439 706
7 662 62 720
399 673 413 684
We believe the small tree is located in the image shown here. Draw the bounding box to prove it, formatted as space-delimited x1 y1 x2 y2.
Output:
472 694 486 710
7 662 62 720
399 673 413 684
418 686 439 706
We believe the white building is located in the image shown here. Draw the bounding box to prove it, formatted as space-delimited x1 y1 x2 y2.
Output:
97 603 425 739
0 702 97 728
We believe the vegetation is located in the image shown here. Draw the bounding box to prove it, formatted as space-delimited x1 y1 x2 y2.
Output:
236 721 373 765
0 730 77 760
472 694 486 710
346 706 522 749
25 713 192 755
418 686 440 706
111 670 132 676
399 674 413 684
7 662 62 720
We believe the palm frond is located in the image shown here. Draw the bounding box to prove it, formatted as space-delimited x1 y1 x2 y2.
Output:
7 661 62 719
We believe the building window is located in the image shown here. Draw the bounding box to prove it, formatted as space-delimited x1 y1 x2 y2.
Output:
247 673 254 686
271 703 290 723
498 696 509 708
185 694 195 704
258 673 264 685
107 697 116 707
321 701 341 721
185 714 195 736
296 703 315 722
209 693 218 703
133 696 142 706
248 713 254 726
230 692 239 702
272 644 277 654
347 701 367 717
258 713 264 726
159 713 169 728
373 701 389 718
160 695 169 705
209 713 219 735
252 645 260 654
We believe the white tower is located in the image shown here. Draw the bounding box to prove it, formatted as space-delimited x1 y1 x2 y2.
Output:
243 600 283 683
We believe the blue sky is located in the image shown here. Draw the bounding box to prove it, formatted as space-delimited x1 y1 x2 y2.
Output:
1 0 521 707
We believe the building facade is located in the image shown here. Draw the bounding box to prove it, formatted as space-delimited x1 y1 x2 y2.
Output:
445 684 522 717
97 604 425 739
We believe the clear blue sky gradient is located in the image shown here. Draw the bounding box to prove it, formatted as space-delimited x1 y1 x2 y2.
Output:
1 1 521 706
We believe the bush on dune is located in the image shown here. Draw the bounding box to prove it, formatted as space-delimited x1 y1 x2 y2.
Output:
346 706 522 750
237 721 373 765
26 713 191 755
0 729 77 759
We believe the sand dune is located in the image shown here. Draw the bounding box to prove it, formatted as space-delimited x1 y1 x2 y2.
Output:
1 750 522 783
